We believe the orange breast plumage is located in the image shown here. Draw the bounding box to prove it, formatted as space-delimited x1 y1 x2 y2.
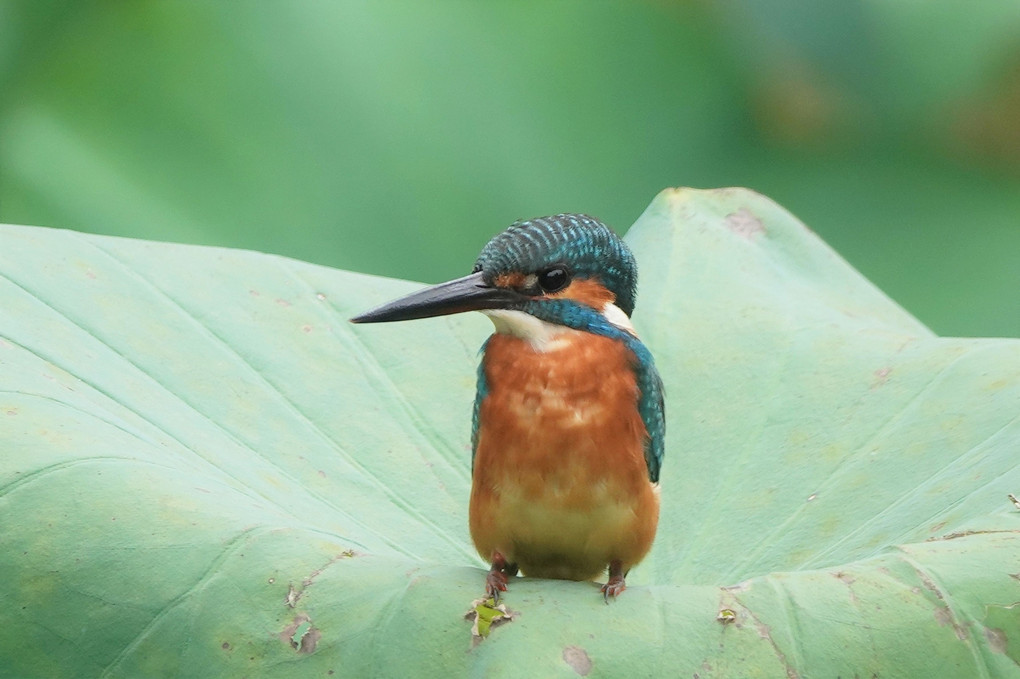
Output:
469 329 660 581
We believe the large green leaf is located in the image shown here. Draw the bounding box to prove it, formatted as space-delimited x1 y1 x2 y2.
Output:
1 188 1017 677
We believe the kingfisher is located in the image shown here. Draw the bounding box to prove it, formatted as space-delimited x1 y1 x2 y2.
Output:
351 214 664 601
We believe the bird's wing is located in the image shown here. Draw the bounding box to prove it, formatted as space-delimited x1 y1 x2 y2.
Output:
631 341 665 483
470 338 492 471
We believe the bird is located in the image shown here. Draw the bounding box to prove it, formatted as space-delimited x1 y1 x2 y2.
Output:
351 214 664 602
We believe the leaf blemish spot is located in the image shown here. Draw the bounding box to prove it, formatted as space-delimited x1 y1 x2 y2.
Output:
280 615 320 654
722 581 751 592
871 367 892 388
563 645 593 676
717 608 737 624
986 627 1007 654
724 208 766 239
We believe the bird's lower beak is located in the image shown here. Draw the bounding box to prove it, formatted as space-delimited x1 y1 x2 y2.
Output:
350 271 522 323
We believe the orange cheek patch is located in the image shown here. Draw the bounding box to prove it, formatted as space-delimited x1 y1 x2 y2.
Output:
549 278 616 309
493 272 528 289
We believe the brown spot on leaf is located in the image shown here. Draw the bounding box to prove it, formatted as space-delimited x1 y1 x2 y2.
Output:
221 641 231 650
834 571 860 605
280 614 320 654
986 627 1008 654
299 627 320 653
563 646 592 676
927 529 1020 542
285 551 356 607
834 571 855 585
871 367 892 389
722 581 751 592
725 209 765 239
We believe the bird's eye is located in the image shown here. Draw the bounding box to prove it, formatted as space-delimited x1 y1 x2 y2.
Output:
471 263 482 274
537 267 570 293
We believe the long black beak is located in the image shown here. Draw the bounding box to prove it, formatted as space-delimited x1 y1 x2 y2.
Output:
350 271 523 323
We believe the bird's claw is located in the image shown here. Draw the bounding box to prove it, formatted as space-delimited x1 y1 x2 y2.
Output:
485 551 516 603
600 576 626 603
601 559 626 603
485 570 509 604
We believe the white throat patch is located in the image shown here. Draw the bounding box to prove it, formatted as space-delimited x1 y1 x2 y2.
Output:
482 309 569 351
482 302 636 352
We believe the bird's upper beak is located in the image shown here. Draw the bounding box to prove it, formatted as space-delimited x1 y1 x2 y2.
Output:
350 271 523 323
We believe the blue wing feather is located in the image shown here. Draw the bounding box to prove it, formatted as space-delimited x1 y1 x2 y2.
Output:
626 338 665 483
632 344 665 481
471 337 492 471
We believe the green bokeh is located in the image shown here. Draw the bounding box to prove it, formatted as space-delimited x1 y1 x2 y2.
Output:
1 1 1018 337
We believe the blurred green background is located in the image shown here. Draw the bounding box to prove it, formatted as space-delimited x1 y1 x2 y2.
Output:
1 1 1017 337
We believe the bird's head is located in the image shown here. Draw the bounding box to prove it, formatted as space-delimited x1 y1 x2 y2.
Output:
351 214 639 341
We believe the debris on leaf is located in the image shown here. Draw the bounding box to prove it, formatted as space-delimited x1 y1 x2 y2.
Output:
717 608 737 624
1009 493 1020 510
466 597 514 641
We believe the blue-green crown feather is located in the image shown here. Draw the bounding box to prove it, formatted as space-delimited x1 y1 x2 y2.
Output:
474 214 639 316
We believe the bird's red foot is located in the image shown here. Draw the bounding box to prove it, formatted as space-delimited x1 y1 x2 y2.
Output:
601 560 627 603
485 551 518 603
486 570 508 601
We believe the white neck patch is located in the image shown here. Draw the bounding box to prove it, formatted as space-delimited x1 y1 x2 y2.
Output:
601 301 636 335
482 301 637 352
482 309 569 351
